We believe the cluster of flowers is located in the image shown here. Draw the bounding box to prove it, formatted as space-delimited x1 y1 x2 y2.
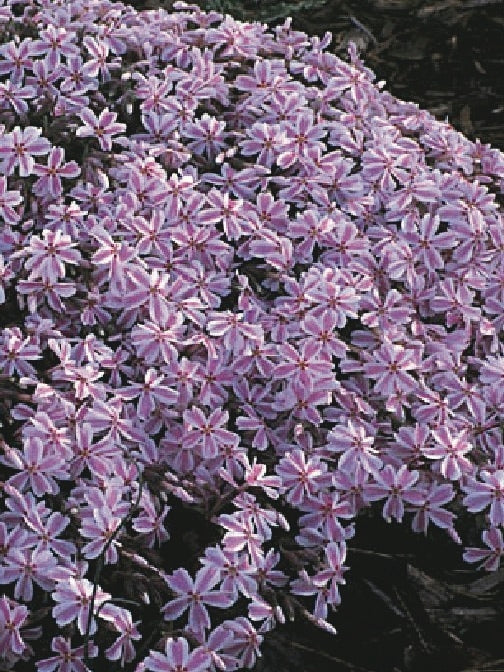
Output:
0 0 503 669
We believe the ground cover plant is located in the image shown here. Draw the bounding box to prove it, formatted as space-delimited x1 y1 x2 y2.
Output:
0 0 504 670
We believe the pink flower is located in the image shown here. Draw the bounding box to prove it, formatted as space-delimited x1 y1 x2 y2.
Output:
3 436 67 496
241 122 286 168
299 491 353 542
132 490 170 548
423 426 473 481
82 36 118 82
0 126 51 177
99 605 141 666
76 108 126 152
183 406 236 459
36 636 98 672
218 512 264 564
0 596 28 657
277 110 326 168
276 449 329 506
201 546 257 599
52 577 111 636
0 38 34 84
144 637 211 672
32 147 80 199
463 527 504 572
364 464 424 523
328 420 382 474
24 229 81 283
184 113 227 159
117 368 178 421
0 176 22 224
363 342 419 396
162 567 234 636
220 617 263 669
80 506 123 565
0 547 56 602
312 541 349 609
463 470 504 526
31 24 79 69
410 482 457 537
0 327 41 377
274 341 330 387
206 310 262 355
405 213 454 272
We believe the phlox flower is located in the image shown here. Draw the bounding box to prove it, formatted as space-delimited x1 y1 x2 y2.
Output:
82 35 119 82
276 449 329 506
220 618 263 670
206 310 263 355
463 470 504 526
422 426 473 481
0 176 22 224
2 436 67 496
241 122 286 168
24 509 76 560
463 527 504 572
184 113 227 159
144 637 211 672
409 482 457 538
201 546 257 599
17 278 76 313
0 80 36 115
0 326 41 377
363 342 419 396
299 491 353 542
312 541 348 609
116 368 178 421
0 547 56 602
327 420 382 474
218 512 264 564
76 108 126 152
36 636 98 672
183 406 237 459
52 577 111 636
132 489 170 548
360 288 412 330
405 213 456 271
24 229 81 283
0 596 28 657
30 24 79 69
0 38 34 84
99 605 141 666
277 110 327 168
162 567 234 637
364 464 424 523
252 549 288 589
274 341 330 387
0 126 51 177
80 506 123 564
430 277 481 327
480 355 504 385
32 147 80 199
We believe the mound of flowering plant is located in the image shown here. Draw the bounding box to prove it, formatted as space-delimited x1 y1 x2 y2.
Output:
0 0 504 670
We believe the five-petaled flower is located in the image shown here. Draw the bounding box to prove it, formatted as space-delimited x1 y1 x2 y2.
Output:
162 567 234 637
144 637 211 672
76 108 126 151
0 126 51 176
